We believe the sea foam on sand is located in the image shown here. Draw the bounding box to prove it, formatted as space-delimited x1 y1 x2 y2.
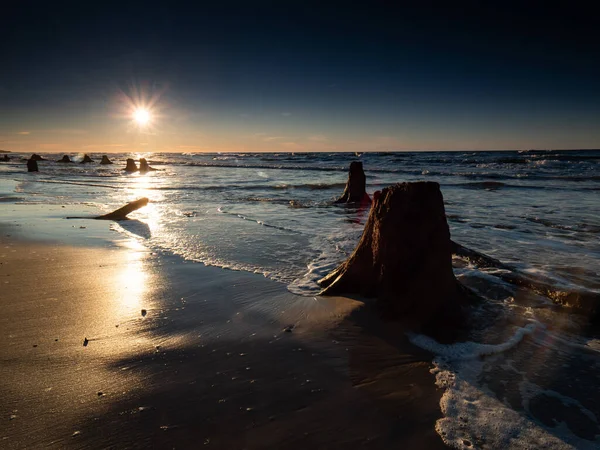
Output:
409 321 600 449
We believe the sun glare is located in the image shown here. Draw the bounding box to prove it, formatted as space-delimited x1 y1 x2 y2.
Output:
133 108 151 126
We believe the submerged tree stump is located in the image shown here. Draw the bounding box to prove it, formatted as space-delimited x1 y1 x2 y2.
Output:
100 155 113 164
81 154 93 163
57 155 72 163
320 182 471 329
334 161 371 204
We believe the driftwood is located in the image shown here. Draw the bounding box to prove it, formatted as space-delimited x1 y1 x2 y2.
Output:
67 198 149 221
94 198 149 220
334 161 371 204
451 241 600 322
320 182 473 330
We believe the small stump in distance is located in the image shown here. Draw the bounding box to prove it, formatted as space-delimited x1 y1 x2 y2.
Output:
334 161 371 204
100 155 113 164
320 182 473 335
81 154 93 163
27 157 39 172
125 158 138 173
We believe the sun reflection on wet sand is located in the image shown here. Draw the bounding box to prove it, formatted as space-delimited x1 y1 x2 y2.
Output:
115 239 149 315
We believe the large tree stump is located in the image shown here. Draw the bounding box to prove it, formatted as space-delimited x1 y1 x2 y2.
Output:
320 182 471 329
334 161 371 204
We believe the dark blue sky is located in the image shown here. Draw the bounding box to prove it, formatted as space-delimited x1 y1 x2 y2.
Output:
2 1 599 152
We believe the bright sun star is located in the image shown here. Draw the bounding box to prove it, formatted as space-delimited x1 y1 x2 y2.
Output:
133 108 151 125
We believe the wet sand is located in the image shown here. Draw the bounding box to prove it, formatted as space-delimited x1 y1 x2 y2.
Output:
0 226 445 449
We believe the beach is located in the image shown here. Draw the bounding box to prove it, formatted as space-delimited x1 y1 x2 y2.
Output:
1 150 599 449
0 216 444 449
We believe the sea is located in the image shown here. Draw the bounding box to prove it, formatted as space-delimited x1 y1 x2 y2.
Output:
1 150 599 449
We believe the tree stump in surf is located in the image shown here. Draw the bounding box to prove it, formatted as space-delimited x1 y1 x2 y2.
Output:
57 155 72 163
125 158 138 173
320 182 472 331
139 158 156 173
100 155 113 164
27 157 39 172
334 161 371 204
81 154 93 163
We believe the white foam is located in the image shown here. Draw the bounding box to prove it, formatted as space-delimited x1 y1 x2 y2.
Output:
410 322 600 449
408 321 543 361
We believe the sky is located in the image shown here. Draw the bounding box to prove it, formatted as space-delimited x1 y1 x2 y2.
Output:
1 1 599 153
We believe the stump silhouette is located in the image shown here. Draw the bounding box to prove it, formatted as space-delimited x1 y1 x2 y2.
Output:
100 155 113 164
139 158 156 173
57 155 72 163
81 154 93 163
334 161 371 204
27 158 39 172
125 158 138 173
320 182 470 329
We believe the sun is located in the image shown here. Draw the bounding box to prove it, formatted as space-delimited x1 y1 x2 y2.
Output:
133 108 151 126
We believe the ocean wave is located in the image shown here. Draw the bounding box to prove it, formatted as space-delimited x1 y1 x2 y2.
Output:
525 217 600 234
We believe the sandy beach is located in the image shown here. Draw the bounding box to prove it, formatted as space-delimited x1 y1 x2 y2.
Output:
0 217 445 449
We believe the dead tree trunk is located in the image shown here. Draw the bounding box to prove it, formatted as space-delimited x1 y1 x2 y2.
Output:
334 161 371 204
94 198 149 220
320 182 472 329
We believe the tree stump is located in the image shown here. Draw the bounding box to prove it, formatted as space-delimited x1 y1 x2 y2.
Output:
100 155 113 164
81 154 93 163
57 155 72 163
320 182 471 330
125 158 138 173
27 158 39 172
139 158 156 173
334 161 371 204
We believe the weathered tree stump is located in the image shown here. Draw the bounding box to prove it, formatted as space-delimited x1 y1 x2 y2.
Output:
320 182 472 330
125 158 138 173
81 154 93 163
100 155 113 164
27 157 39 172
334 161 371 204
57 155 72 163
139 158 156 173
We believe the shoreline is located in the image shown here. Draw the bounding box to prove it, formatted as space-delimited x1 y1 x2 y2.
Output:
0 212 446 449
